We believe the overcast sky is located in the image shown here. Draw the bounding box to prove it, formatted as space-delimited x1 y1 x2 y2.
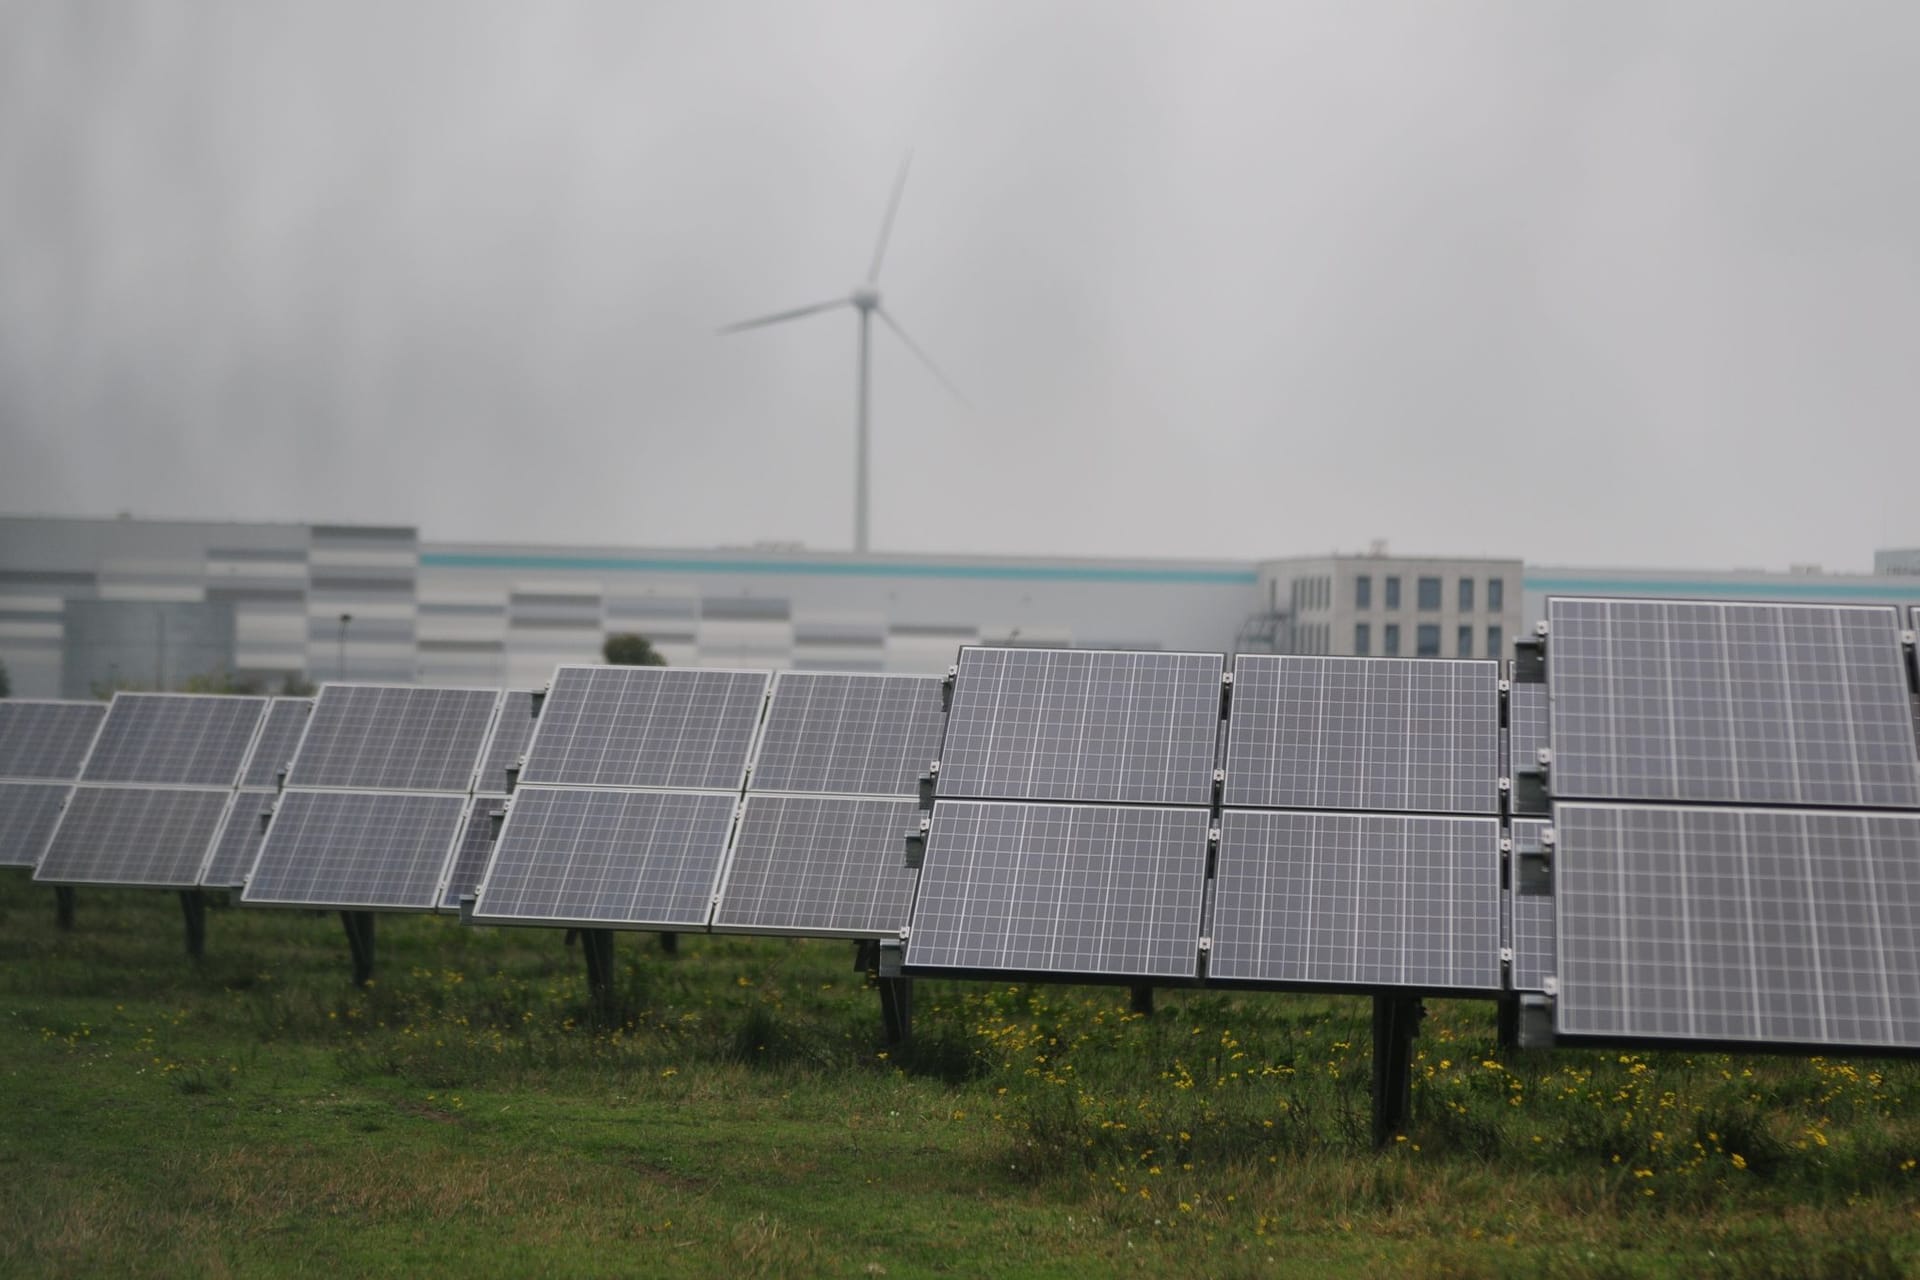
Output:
1 2 1915 571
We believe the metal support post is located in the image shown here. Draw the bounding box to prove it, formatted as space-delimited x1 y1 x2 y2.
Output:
1370 995 1423 1149
54 887 76 932
340 911 377 986
876 937 912 1044
659 931 678 956
1130 984 1155 1016
180 890 207 959
581 928 616 1019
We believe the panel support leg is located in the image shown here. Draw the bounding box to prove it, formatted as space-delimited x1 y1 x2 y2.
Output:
1371 995 1422 1150
54 887 76 932
659 931 678 956
1495 997 1520 1051
340 911 376 987
180 890 207 959
563 928 579 948
878 976 913 1045
1130 984 1155 1016
581 928 616 1021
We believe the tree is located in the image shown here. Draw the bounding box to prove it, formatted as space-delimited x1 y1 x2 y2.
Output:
178 666 267 696
603 633 667 667
279 673 318 697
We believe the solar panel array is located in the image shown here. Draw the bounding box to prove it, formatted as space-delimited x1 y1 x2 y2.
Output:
0 783 73 870
0 700 105 780
748 673 945 797
244 790 470 911
1224 656 1498 813
286 685 498 793
1509 682 1548 778
1546 598 1920 808
906 801 1209 979
714 796 922 938
1210 810 1501 992
1508 818 1554 993
475 691 537 795
517 666 768 791
201 793 275 890
78 693 267 787
241 697 312 789
934 648 1221 805
441 798 506 911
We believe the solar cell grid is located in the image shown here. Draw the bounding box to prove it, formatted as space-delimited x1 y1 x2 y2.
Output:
1509 817 1554 992
80 694 267 787
475 692 537 795
1209 810 1501 991
1547 598 1920 808
241 697 312 789
517 667 769 792
903 800 1208 979
473 787 737 928
713 795 921 937
1509 682 1548 778
243 790 468 910
441 795 506 910
1224 656 1499 814
1553 803 1920 1048
748 673 945 797
34 786 232 887
0 782 70 868
934 648 1222 806
287 685 499 793
0 700 106 780
200 793 276 889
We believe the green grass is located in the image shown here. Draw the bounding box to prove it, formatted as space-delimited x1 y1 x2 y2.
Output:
3 876 1919 1278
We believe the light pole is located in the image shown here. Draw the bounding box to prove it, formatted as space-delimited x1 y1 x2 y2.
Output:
337 613 353 682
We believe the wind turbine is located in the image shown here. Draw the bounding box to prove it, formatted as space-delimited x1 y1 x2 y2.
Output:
719 158 967 554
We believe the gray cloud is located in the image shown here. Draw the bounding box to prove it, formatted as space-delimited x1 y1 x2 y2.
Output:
2 0 1915 569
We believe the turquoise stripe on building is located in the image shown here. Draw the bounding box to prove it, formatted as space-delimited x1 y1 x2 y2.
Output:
421 552 1260 587
1525 576 1920 602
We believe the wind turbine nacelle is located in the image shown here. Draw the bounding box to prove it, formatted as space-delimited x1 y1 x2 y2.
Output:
850 286 881 311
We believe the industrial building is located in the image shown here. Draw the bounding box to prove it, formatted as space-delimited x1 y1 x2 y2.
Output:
1 514 1916 697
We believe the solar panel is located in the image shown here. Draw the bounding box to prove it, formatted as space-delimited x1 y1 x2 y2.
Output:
199 792 275 890
1547 598 1920 808
903 800 1208 979
475 692 537 795
1509 817 1554 992
1224 656 1499 814
34 786 232 888
0 700 106 780
934 649 1222 806
1509 682 1548 778
516 666 770 792
471 787 737 928
1209 810 1501 992
748 673 946 797
0 782 71 869
285 685 499 793
440 795 506 910
240 697 312 789
713 795 921 937
1553 802 1920 1049
80 693 267 787
242 790 468 910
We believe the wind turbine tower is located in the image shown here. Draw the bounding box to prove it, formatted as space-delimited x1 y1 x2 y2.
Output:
720 158 966 554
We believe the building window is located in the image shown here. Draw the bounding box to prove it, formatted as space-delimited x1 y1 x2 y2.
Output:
1384 624 1401 657
1457 625 1472 658
1385 577 1401 610
1355 575 1371 610
1488 625 1503 659
1458 578 1474 611
1355 622 1371 655
1417 576 1441 610
1488 578 1504 612
1417 624 1440 657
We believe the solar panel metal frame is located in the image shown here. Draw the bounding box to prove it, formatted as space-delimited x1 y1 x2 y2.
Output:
746 671 947 798
514 665 772 793
1206 809 1503 996
33 784 236 889
1545 597 1920 809
0 781 74 869
0 699 108 782
1549 801 1920 1053
241 788 471 912
1508 817 1554 993
901 799 1211 983
77 692 269 788
1222 655 1501 815
282 684 502 794
710 794 922 939
470 785 740 930
932 647 1225 807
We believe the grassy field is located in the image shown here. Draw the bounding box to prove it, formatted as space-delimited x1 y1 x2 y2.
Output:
3 876 1918 1278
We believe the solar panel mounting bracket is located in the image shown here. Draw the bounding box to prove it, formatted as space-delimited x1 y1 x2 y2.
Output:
942 665 957 712
918 760 939 807
902 814 930 869
1515 994 1555 1050
1219 670 1234 718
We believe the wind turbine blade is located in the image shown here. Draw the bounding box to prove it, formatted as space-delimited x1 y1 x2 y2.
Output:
866 154 913 284
717 298 849 335
878 307 971 409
